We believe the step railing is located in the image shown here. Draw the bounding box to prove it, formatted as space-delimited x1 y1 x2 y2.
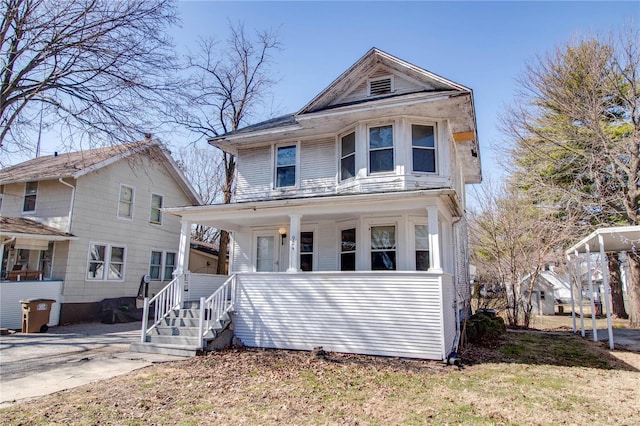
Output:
198 274 236 348
140 273 188 342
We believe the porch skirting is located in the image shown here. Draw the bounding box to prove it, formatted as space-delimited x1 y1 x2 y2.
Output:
232 272 456 360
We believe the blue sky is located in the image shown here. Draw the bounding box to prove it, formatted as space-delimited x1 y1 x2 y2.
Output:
173 0 637 180
25 1 638 180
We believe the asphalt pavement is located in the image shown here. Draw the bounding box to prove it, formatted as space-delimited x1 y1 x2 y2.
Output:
0 321 187 408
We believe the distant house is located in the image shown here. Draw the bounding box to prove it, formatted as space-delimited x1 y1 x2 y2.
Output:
189 240 227 275
0 141 201 329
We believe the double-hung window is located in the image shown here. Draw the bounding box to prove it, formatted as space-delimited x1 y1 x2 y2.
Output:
275 145 296 188
371 225 396 270
149 250 176 281
414 224 430 270
150 194 163 224
412 124 436 173
340 132 356 181
369 125 394 173
118 185 134 219
23 182 37 213
87 243 126 280
340 228 356 271
300 231 314 271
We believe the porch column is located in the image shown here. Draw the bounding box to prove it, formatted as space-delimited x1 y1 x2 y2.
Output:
598 234 615 350
427 206 442 272
575 249 585 337
566 254 577 333
585 244 598 341
175 220 191 277
287 214 301 272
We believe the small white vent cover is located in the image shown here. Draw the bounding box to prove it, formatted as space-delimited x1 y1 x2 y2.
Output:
368 76 393 96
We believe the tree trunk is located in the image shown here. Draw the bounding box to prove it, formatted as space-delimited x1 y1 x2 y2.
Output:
608 253 628 319
627 251 640 327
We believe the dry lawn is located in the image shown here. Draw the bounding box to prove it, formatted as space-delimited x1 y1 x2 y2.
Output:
1 329 639 426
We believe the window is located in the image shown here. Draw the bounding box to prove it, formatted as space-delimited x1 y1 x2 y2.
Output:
368 76 393 96
149 250 177 281
369 125 394 173
275 145 296 187
415 225 430 271
150 194 163 224
340 228 356 271
340 132 356 181
23 181 37 212
300 231 314 272
540 291 546 300
87 243 126 280
0 184 4 212
371 225 396 270
256 236 275 272
412 124 436 173
118 185 134 219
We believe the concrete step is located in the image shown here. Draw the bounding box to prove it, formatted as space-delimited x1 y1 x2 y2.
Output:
147 334 201 346
153 326 202 337
129 342 198 357
169 309 200 319
162 317 200 327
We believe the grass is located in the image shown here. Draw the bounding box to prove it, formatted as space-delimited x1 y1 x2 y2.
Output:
1 330 639 425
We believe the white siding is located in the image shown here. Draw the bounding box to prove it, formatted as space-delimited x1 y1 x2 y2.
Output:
234 272 446 360
236 146 272 201
299 138 335 194
1 180 72 231
184 273 229 302
441 274 457 356
0 281 63 329
334 70 429 107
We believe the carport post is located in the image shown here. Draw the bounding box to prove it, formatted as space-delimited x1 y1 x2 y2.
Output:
566 254 577 333
575 250 585 337
598 234 615 350
585 244 598 341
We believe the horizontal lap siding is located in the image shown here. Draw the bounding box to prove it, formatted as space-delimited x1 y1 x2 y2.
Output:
0 281 63 329
184 274 229 302
236 146 272 201
441 274 456 356
234 273 445 359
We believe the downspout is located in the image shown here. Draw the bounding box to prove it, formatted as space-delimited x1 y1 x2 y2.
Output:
58 178 76 233
447 216 464 365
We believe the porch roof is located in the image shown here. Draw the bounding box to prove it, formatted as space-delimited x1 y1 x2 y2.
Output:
0 217 76 241
165 189 460 230
565 225 640 255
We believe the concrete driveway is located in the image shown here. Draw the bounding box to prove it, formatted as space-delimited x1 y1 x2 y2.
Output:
0 321 186 407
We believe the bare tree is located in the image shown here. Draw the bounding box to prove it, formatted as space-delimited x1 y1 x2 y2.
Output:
1 0 178 161
502 25 640 325
469 181 578 328
173 23 280 274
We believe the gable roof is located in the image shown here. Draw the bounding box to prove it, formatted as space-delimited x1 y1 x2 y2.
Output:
0 140 202 205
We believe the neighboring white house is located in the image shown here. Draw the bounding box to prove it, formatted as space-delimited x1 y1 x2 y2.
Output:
0 141 201 329
140 48 481 360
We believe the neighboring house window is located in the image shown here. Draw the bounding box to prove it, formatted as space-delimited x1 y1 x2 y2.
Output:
300 231 314 272
540 291 546 300
150 194 163 224
256 236 275 272
368 75 393 96
275 145 296 187
118 185 134 219
412 124 436 173
371 225 396 270
340 132 356 181
341 228 356 271
87 243 126 280
0 184 4 212
369 125 394 173
23 181 37 212
415 224 430 271
149 250 177 281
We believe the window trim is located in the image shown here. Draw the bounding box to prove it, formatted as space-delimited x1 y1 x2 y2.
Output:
117 184 135 220
148 249 177 281
253 230 278 272
367 124 395 175
273 142 299 189
339 130 356 182
411 122 438 174
86 242 127 281
367 75 394 97
150 193 163 225
22 181 38 213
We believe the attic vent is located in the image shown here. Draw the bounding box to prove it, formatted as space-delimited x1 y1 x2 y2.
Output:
368 76 393 96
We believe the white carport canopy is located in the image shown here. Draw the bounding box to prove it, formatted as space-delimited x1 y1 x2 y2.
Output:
565 226 640 350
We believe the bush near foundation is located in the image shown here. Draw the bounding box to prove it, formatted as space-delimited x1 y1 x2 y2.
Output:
465 309 506 344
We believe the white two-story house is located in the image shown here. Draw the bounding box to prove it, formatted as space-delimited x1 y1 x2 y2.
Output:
137 48 481 360
0 141 201 329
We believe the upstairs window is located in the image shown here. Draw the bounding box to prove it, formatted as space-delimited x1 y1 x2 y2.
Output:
150 194 163 224
300 231 314 272
276 145 296 187
371 225 396 270
118 185 134 219
368 76 393 96
412 124 436 173
340 132 356 181
340 228 356 271
23 181 37 213
369 125 394 173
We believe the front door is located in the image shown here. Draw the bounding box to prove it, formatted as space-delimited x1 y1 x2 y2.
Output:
256 235 276 272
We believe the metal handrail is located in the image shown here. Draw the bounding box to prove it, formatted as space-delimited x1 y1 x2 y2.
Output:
198 274 236 348
140 273 188 343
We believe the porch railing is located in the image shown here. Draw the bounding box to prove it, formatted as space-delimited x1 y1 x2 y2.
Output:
198 274 236 347
140 272 188 342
